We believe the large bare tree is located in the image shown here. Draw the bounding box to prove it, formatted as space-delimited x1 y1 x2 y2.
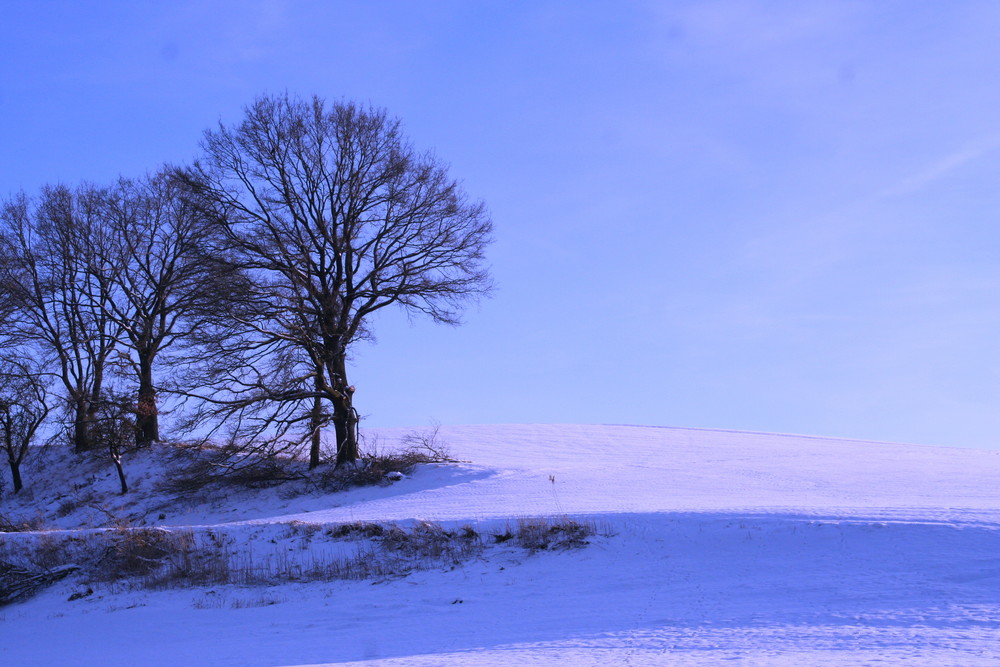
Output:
0 186 121 453
183 94 493 467
94 170 236 447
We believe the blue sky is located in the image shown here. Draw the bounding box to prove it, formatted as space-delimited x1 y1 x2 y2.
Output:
4 1 1000 447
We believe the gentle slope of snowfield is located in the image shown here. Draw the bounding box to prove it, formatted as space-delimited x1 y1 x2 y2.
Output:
3 424 1000 665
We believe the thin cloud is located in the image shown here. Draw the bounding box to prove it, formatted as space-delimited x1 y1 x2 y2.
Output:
880 135 1000 198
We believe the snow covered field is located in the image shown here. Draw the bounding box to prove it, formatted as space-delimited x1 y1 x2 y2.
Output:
3 424 1000 665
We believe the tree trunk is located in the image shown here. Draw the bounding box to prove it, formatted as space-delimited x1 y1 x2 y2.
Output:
112 452 128 495
2 422 19 492
88 362 106 449
73 400 94 453
309 391 323 469
332 398 358 466
9 460 22 494
330 355 358 466
135 353 159 447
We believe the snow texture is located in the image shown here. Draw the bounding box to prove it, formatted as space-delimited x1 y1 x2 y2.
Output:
2 424 1000 665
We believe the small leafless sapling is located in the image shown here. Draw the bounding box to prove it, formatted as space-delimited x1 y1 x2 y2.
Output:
0 358 51 494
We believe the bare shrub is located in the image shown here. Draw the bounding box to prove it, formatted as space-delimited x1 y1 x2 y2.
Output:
229 593 284 609
156 441 302 496
1 526 225 590
0 560 78 606
380 521 449 558
224 457 300 488
314 453 417 491
191 592 226 610
227 520 484 585
282 521 322 542
21 533 79 571
154 449 219 496
1 516 601 598
84 520 484 588
379 520 482 564
397 421 459 463
310 422 459 492
0 512 47 533
458 524 479 541
192 590 286 609
154 428 456 499
94 527 231 589
325 521 385 540
496 517 597 551
492 530 514 544
55 496 87 519
295 545 387 582
96 527 185 579
83 502 134 530
144 545 230 589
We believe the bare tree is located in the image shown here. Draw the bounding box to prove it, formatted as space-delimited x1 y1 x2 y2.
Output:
0 358 50 494
182 94 493 467
0 186 122 453
90 391 138 495
93 170 236 448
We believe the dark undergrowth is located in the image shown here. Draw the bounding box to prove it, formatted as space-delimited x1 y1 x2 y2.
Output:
0 516 601 604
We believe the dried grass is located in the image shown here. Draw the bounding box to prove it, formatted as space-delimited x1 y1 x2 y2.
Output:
493 517 598 551
0 512 47 533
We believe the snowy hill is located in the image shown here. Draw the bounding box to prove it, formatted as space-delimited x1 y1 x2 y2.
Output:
355 424 1000 521
2 424 1000 665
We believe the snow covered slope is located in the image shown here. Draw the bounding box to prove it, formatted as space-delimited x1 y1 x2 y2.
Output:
315 424 1000 522
3 424 1000 665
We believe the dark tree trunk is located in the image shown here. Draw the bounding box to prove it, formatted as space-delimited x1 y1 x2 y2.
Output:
5 427 23 493
332 400 358 466
2 422 18 493
309 379 323 469
73 400 94 453
112 452 128 495
9 460 22 494
330 355 358 466
87 366 106 449
136 353 159 447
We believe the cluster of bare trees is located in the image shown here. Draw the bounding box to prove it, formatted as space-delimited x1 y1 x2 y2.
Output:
0 93 493 495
